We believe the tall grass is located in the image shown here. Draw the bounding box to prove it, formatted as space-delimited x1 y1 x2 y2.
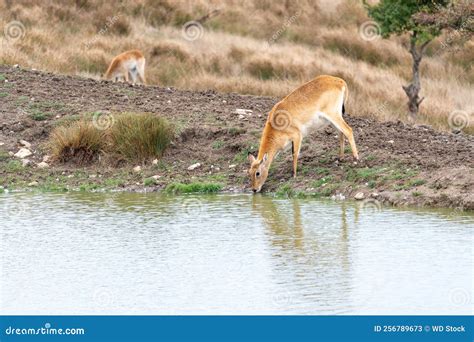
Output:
109 113 173 162
1 0 472 133
49 120 105 164
48 112 172 164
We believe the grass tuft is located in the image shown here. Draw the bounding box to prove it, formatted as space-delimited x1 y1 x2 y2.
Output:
164 182 222 194
49 120 105 164
109 112 173 163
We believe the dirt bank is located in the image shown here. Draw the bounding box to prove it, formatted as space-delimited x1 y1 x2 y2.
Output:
1 66 473 210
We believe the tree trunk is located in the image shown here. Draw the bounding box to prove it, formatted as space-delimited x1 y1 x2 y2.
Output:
402 33 430 119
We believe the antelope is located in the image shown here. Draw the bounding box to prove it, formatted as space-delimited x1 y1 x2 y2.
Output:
248 75 359 193
103 50 146 85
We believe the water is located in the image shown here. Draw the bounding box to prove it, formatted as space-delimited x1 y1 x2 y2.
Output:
0 192 472 315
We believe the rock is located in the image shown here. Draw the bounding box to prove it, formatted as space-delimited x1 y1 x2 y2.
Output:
238 114 245 119
133 165 142 173
371 192 379 198
42 155 50 162
152 175 161 180
28 181 39 187
354 192 365 200
89 174 97 178
235 108 253 115
21 159 31 167
228 164 237 169
222 100 227 104
14 148 32 159
152 159 158 165
387 140 394 144
19 139 31 148
13 64 19 68
8 151 14 157
187 163 201 171
67 174 74 178
0 142 4 146
37 162 49 168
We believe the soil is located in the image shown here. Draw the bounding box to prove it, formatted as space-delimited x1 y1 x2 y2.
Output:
1 65 473 210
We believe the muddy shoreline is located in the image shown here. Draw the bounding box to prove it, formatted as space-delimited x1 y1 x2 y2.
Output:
1 66 473 210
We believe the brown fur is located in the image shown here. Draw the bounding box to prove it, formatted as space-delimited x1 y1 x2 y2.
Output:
104 49 146 85
248 75 359 192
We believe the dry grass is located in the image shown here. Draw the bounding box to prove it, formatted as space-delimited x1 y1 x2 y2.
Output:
49 119 105 164
1 0 472 133
109 112 173 163
48 112 172 164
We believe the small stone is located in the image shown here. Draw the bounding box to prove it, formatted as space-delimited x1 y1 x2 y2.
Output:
228 164 237 169
152 175 161 180
14 148 32 159
28 181 39 187
371 192 379 198
133 165 142 173
42 155 50 162
19 140 31 148
235 108 253 115
354 192 365 200
187 163 201 171
37 161 49 168
222 100 227 104
67 174 74 178
8 151 14 157
152 159 158 165
22 159 31 167
89 174 97 178
331 193 346 201
0 142 4 146
387 140 394 144
13 64 19 68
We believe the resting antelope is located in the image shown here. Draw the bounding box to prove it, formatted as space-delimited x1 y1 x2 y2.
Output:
104 50 146 85
248 75 359 193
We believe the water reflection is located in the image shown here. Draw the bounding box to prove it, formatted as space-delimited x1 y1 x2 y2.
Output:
0 192 472 315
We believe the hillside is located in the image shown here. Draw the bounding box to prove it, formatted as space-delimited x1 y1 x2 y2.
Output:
1 0 473 133
1 66 473 209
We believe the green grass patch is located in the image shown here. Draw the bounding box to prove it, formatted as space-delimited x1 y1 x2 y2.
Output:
0 92 8 98
143 177 157 186
165 182 222 194
0 74 5 81
212 140 224 149
312 175 334 188
5 160 22 172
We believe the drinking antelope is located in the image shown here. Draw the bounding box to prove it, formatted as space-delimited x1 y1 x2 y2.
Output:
104 50 146 85
248 75 359 192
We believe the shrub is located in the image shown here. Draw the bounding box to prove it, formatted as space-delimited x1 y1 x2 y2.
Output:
49 120 106 164
108 112 172 163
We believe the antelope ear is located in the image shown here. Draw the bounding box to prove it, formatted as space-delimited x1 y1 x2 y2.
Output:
248 153 256 163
